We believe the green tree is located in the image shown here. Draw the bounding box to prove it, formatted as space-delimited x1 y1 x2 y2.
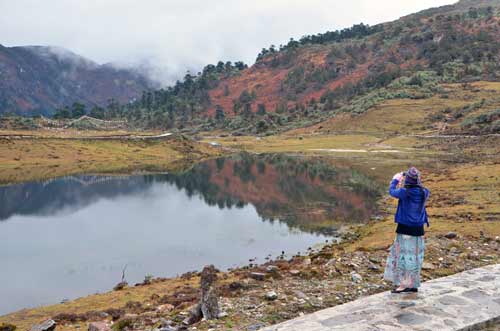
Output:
53 106 71 119
215 105 225 122
89 106 105 119
257 103 267 116
243 103 252 118
71 102 86 118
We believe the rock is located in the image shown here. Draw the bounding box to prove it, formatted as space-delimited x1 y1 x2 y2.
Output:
183 304 203 325
325 259 336 267
303 258 312 266
184 265 220 324
367 262 379 271
228 281 245 291
157 327 177 331
265 291 278 301
247 323 266 331
159 318 174 327
444 232 458 239
249 272 266 281
294 290 308 300
265 265 279 272
289 269 301 276
156 304 175 313
201 286 219 320
217 311 228 318
113 281 128 291
88 322 111 331
200 265 220 320
30 320 56 331
422 262 435 270
351 271 363 283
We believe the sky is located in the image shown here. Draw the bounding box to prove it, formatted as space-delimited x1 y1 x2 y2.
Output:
0 0 457 84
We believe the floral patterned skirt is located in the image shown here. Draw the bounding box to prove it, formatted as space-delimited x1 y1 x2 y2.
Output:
384 234 425 288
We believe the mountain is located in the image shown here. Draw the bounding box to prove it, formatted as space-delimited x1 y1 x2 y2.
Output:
0 45 154 115
107 0 499 134
205 0 500 116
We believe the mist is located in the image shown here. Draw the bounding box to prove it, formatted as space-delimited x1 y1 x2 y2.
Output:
0 0 457 85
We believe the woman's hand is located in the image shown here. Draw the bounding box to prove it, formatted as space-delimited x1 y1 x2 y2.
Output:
392 172 404 182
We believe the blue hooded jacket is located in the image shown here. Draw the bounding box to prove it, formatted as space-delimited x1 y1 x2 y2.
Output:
389 179 430 227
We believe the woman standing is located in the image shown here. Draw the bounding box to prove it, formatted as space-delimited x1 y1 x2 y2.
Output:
384 167 430 293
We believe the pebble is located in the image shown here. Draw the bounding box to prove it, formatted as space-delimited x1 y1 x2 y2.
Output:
218 311 228 318
444 232 458 239
247 323 266 331
351 271 363 283
422 262 436 270
265 291 278 301
266 265 279 272
156 303 175 313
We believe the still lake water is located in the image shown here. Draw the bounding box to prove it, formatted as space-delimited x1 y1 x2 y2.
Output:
0 154 381 314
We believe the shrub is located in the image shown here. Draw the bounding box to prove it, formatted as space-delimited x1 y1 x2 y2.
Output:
0 324 16 331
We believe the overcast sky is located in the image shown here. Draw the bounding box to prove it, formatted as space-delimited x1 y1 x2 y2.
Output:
0 0 457 84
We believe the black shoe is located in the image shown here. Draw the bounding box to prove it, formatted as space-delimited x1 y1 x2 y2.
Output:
391 287 417 293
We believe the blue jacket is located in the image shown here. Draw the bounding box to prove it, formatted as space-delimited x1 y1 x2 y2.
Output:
389 179 430 227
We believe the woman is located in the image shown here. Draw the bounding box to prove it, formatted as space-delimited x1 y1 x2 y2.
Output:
384 167 430 293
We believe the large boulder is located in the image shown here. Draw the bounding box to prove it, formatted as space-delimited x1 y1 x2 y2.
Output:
199 265 220 320
183 265 220 324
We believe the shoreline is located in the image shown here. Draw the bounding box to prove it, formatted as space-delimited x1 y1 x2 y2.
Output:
1 139 498 330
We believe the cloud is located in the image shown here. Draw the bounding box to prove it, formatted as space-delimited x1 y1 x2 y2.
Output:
0 0 457 84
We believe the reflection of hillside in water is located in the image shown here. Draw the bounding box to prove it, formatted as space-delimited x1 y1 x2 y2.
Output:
167 154 382 234
0 175 164 221
0 154 381 234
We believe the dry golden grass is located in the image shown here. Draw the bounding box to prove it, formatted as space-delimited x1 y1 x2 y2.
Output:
348 162 500 252
0 278 196 331
287 81 500 136
0 137 220 185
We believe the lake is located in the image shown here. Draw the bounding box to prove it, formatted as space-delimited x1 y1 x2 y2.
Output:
0 154 381 315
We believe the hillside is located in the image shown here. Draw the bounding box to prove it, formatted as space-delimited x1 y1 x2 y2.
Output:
91 0 499 135
0 45 153 115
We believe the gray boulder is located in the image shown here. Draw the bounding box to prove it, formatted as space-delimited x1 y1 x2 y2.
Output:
30 320 56 331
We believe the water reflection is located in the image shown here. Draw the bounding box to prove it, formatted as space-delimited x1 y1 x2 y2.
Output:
0 154 381 314
166 153 381 233
0 154 381 234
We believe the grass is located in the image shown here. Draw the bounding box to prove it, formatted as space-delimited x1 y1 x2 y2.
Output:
0 136 221 185
0 277 197 331
348 162 500 252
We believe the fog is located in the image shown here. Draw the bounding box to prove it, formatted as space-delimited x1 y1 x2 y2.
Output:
0 0 457 84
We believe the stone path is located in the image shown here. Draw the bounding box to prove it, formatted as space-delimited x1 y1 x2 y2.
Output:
260 264 500 331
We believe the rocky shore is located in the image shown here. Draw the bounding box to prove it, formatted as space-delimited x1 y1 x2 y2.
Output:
2 223 498 331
